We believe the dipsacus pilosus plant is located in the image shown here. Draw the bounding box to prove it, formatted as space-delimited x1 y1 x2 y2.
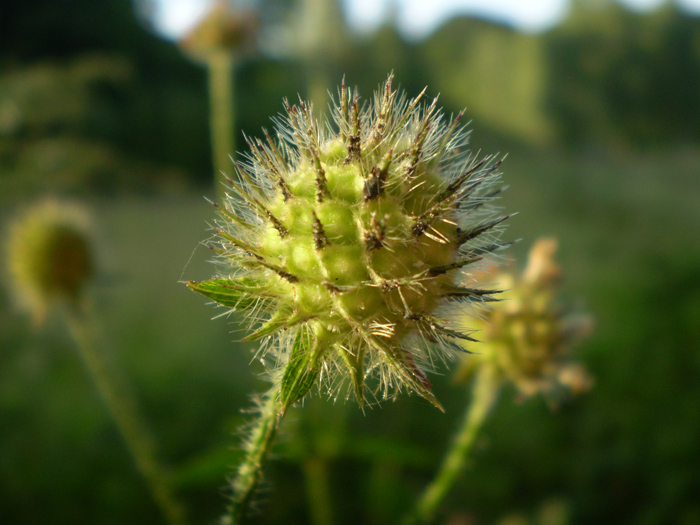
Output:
187 75 512 412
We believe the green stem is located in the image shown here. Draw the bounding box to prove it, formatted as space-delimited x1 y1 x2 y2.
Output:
208 52 236 200
307 63 330 116
299 0 335 114
403 365 501 525
223 388 283 525
298 396 341 525
66 304 187 525
303 457 334 525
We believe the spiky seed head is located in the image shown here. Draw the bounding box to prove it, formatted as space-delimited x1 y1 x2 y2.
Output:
187 75 511 411
452 238 593 400
5 199 93 323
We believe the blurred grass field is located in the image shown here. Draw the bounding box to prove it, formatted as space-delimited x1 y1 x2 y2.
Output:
2 149 699 524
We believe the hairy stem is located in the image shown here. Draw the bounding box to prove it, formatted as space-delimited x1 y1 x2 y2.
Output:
223 388 283 525
66 304 187 525
403 365 500 525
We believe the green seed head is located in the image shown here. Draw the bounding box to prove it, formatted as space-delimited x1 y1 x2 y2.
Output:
187 75 511 410
6 199 93 323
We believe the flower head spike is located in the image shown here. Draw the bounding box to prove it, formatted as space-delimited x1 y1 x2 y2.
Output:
453 238 594 400
5 199 93 324
186 76 511 411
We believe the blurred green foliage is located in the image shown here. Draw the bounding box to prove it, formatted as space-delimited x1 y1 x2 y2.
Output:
1 0 700 524
3 0 700 198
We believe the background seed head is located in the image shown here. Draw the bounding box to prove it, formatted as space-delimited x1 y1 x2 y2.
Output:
452 238 594 400
6 199 93 324
188 75 511 411
179 0 258 61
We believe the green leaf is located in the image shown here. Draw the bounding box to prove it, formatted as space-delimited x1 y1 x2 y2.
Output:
280 328 323 413
244 309 292 341
335 310 443 411
359 329 443 411
393 358 443 412
186 277 274 310
338 344 366 405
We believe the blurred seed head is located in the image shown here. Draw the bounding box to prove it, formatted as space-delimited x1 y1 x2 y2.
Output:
5 199 93 323
453 238 593 400
179 0 258 62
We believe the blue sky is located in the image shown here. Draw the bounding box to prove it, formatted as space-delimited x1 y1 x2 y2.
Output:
152 0 700 40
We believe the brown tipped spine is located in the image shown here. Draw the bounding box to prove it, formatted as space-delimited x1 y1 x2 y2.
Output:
311 148 330 202
408 313 480 344
210 200 255 230
429 109 465 169
392 87 430 136
255 260 299 282
277 177 292 202
456 214 512 246
443 158 488 196
463 240 518 258
345 93 361 164
413 171 490 239
458 185 508 212
340 77 349 142
404 121 431 180
262 128 286 166
285 102 311 160
427 256 483 276
443 286 504 301
364 212 387 252
363 149 393 201
366 73 394 147
312 211 329 251
257 199 288 238
214 229 265 260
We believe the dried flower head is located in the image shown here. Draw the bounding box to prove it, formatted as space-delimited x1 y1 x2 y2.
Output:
6 199 93 323
453 238 593 400
186 75 511 411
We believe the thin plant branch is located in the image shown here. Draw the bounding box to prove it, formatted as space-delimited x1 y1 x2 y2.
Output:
66 303 187 525
222 387 282 525
402 365 501 525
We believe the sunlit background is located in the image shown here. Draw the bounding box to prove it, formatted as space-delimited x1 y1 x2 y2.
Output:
152 0 700 36
2 0 700 523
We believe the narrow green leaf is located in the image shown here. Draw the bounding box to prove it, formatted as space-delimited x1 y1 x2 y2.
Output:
244 309 292 341
186 278 274 310
280 329 322 413
338 344 366 405
378 341 444 412
338 311 443 411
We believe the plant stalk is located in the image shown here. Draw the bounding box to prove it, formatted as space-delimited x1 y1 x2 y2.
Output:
208 52 236 199
223 388 283 525
307 63 330 117
66 304 187 525
403 365 501 525
303 456 334 525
